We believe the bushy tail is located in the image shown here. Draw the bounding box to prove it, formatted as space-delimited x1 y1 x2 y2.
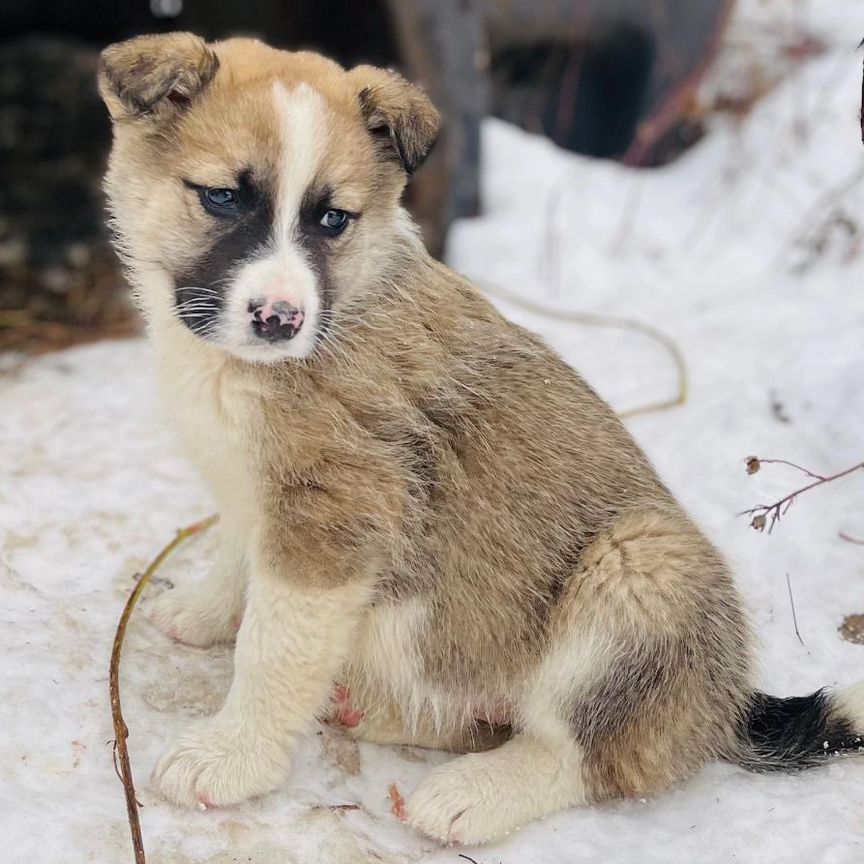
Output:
733 683 864 771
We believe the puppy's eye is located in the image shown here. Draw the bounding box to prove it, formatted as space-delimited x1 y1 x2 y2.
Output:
319 209 350 234
202 187 238 215
192 183 239 216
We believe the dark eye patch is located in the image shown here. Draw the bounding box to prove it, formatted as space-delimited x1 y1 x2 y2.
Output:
173 169 275 337
299 184 359 238
295 183 355 321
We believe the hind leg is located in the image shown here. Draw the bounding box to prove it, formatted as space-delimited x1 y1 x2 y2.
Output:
408 507 751 844
405 631 603 843
406 723 585 845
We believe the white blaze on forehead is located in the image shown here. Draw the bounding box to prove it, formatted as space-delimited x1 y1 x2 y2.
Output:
272 82 331 241
209 81 326 364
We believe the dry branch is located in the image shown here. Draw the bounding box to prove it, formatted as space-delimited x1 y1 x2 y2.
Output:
785 573 805 647
740 456 864 533
480 280 688 418
109 514 218 864
839 532 864 546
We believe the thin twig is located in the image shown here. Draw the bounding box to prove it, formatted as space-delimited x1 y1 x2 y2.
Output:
839 531 864 546
786 573 805 647
739 457 864 533
780 163 864 272
109 514 218 864
750 458 826 481
479 280 688 419
840 531 864 545
458 855 482 864
310 802 362 813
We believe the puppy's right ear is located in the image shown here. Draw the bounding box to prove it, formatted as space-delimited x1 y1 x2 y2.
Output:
98 32 219 121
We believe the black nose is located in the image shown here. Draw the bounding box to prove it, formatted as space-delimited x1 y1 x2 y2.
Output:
248 300 305 342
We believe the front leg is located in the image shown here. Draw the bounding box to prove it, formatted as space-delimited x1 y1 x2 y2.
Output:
153 550 373 807
148 511 248 647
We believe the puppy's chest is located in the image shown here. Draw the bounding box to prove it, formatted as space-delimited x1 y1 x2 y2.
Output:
157 351 262 497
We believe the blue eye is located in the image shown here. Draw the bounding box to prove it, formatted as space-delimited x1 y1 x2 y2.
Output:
320 209 350 234
203 187 237 213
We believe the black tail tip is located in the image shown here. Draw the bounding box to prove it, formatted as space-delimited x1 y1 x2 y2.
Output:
741 689 860 770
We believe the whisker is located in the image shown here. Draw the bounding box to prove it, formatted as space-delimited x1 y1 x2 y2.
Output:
175 305 219 314
174 299 219 309
176 285 222 294
175 286 222 298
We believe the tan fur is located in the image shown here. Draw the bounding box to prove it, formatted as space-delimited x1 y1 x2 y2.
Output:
99 34 853 846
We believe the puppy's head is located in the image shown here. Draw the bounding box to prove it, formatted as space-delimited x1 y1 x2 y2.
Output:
99 33 438 362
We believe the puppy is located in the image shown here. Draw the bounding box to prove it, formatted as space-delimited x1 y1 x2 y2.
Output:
98 33 864 845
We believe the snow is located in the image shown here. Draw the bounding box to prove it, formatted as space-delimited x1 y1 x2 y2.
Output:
3 4 864 862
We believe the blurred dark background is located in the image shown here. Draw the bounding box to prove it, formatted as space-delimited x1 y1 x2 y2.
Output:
0 0 732 353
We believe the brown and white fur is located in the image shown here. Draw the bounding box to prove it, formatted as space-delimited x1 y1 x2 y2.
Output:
98 33 864 845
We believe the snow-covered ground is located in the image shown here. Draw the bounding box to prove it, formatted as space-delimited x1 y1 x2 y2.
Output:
3 3 864 862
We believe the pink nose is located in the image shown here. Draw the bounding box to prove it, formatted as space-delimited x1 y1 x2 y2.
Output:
248 298 304 342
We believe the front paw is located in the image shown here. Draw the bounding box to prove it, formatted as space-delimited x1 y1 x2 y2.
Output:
153 714 291 808
149 584 240 648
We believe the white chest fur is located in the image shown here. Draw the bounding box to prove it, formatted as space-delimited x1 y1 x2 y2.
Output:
152 322 259 510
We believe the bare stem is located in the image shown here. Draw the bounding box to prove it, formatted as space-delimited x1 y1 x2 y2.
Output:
839 531 864 546
740 458 864 533
752 458 827 481
786 573 805 647
479 280 688 419
109 514 218 864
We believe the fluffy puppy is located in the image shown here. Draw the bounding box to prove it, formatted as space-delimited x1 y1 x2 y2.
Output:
98 33 864 845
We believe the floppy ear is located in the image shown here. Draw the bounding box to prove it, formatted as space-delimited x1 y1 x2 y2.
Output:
348 65 440 176
98 32 219 121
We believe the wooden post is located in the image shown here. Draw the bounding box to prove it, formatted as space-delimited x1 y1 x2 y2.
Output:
386 0 489 256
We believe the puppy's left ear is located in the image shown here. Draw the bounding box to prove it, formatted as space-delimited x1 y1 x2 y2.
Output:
349 66 440 176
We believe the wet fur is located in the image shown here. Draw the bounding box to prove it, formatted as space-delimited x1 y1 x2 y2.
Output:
99 33 864 845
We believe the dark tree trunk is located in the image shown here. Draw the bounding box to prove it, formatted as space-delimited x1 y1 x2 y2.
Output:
385 0 489 255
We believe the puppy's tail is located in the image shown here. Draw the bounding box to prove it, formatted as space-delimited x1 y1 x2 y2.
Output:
732 683 864 771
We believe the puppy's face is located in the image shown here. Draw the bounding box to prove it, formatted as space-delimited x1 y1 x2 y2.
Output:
99 34 438 363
